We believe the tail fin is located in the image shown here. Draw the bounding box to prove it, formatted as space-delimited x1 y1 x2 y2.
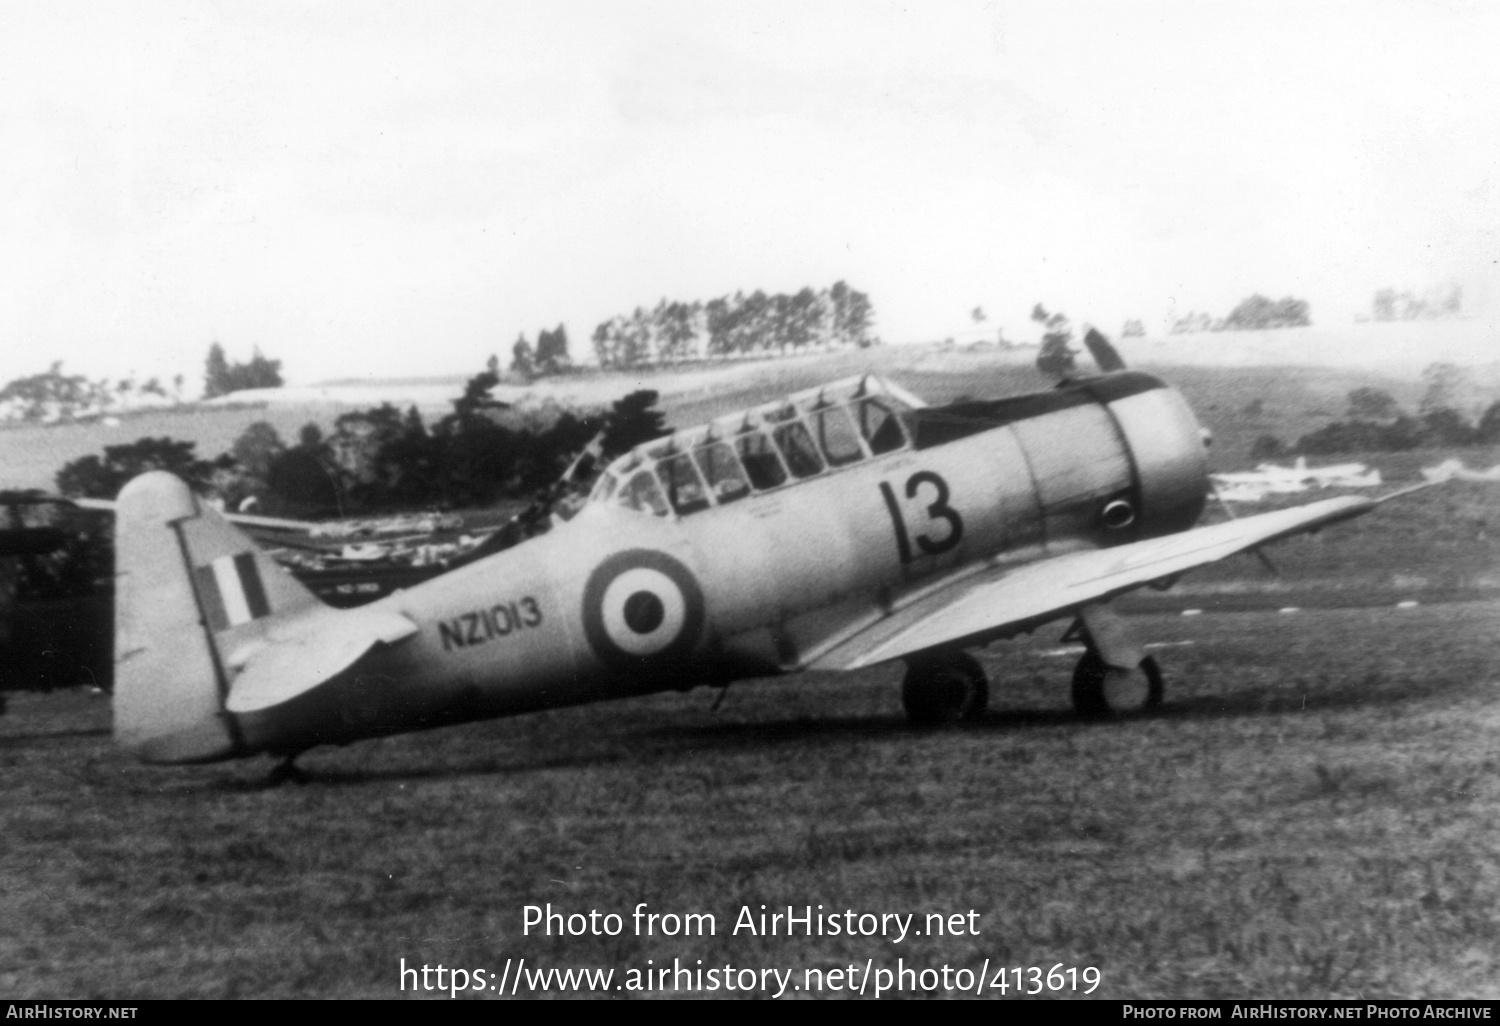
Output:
114 471 322 763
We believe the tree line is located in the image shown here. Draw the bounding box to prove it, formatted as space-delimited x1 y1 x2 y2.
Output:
0 344 283 424
590 282 874 370
1370 285 1463 323
54 365 671 517
0 363 186 424
1169 294 1312 335
1252 365 1500 458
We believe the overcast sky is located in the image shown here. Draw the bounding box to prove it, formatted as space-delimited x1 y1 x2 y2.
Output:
2 0 1496 389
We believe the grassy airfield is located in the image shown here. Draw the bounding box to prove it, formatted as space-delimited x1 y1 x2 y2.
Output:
2 598 1498 999
3 334 1499 998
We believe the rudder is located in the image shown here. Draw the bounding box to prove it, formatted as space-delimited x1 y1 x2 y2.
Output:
113 471 321 763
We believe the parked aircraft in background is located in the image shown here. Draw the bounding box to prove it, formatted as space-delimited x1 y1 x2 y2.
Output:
1211 457 1382 503
112 334 1410 775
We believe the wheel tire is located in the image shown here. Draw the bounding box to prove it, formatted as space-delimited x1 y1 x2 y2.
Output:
902 652 989 726
1071 651 1163 718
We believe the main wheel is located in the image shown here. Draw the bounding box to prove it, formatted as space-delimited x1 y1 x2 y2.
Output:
1071 650 1163 718
902 652 989 726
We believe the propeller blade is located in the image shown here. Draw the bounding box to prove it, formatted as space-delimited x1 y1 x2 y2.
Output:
1082 327 1128 372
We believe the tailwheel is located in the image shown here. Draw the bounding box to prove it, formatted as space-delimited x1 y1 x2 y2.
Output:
1071 650 1163 718
902 652 989 726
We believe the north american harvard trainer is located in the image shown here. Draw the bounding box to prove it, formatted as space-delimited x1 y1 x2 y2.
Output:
113 332 1398 770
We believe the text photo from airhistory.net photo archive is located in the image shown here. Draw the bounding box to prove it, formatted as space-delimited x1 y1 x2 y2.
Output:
2 0 1499 1009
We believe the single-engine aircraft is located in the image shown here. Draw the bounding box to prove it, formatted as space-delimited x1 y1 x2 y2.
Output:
112 332 1403 772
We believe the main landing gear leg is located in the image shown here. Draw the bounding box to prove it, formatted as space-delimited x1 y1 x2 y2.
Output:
1068 603 1163 718
902 651 989 726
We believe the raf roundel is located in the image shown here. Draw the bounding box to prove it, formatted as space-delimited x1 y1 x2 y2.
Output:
581 550 706 670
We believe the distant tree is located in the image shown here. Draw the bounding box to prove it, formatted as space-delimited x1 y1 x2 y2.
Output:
1223 294 1311 331
1373 284 1463 322
1296 421 1385 456
535 324 571 375
829 281 874 347
1381 415 1428 452
1346 387 1400 421
297 422 325 449
1296 414 1429 455
1477 401 1500 445
737 291 770 353
265 451 342 517
658 301 699 362
1276 296 1311 328
1249 434 1286 460
511 334 535 377
242 348 284 391
203 343 284 398
1422 407 1476 447
779 288 820 351
263 425 342 516
230 421 286 486
1031 304 1077 378
971 306 987 323
1371 288 1400 323
1169 311 1215 334
703 298 732 357
328 404 411 507
56 437 221 499
203 343 231 398
1441 283 1463 316
451 363 502 424
590 321 617 368
0 363 109 422
600 390 671 460
374 406 445 507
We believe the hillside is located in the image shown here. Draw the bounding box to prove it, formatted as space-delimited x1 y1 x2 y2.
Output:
2 321 1496 493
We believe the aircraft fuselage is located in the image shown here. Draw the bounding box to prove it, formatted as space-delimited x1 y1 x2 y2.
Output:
226 371 1209 758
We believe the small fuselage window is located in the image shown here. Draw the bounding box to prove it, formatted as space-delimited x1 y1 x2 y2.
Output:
811 404 865 467
735 429 789 491
856 398 908 455
693 441 752 504
771 419 825 479
618 469 670 517
590 470 619 505
656 453 712 515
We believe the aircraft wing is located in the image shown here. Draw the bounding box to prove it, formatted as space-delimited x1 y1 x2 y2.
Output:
806 495 1374 672
223 604 419 714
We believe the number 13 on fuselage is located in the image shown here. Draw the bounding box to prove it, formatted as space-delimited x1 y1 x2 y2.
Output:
878 469 966 570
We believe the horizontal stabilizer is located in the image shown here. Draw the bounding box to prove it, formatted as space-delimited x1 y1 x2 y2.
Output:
225 606 418 714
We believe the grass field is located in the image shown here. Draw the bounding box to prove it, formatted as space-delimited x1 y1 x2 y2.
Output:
3 600 1498 999
3 338 1499 998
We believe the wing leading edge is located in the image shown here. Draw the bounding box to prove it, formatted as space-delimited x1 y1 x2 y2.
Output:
806 495 1375 672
